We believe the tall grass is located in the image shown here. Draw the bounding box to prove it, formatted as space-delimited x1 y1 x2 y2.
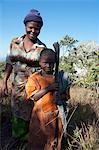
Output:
67 122 99 150
0 78 99 149
66 86 99 150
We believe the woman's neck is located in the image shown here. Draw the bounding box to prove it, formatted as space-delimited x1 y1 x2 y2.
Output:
23 36 37 52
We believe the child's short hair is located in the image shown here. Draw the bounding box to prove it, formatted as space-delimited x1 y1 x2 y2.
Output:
40 48 55 59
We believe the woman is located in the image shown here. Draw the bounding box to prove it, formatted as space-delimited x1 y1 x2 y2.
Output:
2 9 46 147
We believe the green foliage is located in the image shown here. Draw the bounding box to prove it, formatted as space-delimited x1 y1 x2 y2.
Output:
59 36 99 87
70 124 99 150
59 56 75 74
76 63 97 86
60 35 78 48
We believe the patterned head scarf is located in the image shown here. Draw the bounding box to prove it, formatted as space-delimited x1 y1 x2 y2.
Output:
23 9 43 27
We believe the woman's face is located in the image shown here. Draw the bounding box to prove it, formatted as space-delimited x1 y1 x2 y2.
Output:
25 21 41 41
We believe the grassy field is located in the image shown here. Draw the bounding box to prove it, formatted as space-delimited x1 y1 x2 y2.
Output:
67 86 99 149
0 78 99 149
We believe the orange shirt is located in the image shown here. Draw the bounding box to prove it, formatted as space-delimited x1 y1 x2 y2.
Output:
26 72 57 112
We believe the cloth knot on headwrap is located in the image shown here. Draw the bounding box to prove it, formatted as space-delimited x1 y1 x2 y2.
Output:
24 9 43 27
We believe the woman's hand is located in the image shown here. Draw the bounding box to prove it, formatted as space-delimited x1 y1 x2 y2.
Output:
1 83 9 97
1 63 12 97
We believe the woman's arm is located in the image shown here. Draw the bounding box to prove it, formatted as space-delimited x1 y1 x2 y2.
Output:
2 63 13 96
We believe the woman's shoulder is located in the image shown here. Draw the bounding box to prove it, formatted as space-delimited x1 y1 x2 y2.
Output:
10 36 24 50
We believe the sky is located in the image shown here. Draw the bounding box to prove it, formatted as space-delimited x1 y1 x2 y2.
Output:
0 0 99 59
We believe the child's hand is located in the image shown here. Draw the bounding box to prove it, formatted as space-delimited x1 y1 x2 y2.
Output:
48 82 59 91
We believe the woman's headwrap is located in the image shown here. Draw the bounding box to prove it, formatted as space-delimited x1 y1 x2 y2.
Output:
23 9 43 27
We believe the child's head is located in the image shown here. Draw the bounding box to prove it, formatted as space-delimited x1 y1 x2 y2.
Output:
39 48 56 74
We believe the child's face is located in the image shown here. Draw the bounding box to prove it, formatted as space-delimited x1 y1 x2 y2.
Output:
39 54 55 74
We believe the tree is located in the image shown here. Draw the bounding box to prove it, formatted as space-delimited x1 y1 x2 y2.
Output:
60 35 78 57
59 39 99 87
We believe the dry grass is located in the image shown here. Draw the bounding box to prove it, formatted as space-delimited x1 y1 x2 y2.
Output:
70 86 99 117
66 86 99 150
0 79 99 149
67 122 99 150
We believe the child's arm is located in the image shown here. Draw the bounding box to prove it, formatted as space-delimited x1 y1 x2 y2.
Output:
26 76 59 102
31 82 59 101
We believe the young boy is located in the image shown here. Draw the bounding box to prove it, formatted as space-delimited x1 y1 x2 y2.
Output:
25 48 71 149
